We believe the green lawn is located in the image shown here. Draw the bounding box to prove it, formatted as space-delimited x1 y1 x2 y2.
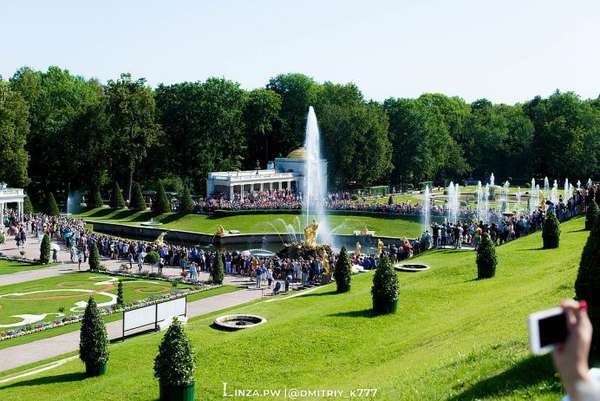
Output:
77 208 425 238
0 217 587 400
0 272 192 328
0 259 49 275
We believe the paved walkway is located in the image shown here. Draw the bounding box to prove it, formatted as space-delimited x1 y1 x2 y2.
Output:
0 287 263 373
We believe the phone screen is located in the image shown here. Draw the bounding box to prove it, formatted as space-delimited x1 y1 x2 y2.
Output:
538 312 567 347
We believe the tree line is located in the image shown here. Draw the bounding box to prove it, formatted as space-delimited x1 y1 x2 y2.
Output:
1 66 600 205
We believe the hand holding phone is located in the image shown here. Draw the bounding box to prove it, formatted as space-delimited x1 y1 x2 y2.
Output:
528 307 568 354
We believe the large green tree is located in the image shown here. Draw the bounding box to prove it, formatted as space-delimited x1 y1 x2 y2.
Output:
243 88 282 167
0 80 30 187
105 73 160 201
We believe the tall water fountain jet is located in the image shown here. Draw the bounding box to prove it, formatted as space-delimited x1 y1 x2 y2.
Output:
515 187 521 211
588 178 593 188
551 180 559 205
500 181 510 212
489 173 495 188
577 180 581 191
544 177 550 198
422 185 431 233
529 179 538 214
483 184 490 222
302 106 332 245
447 182 460 224
564 179 570 201
476 181 485 222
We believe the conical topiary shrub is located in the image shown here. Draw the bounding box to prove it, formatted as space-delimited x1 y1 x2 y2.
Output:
586 200 599 230
575 216 600 351
111 181 126 209
46 192 60 216
40 234 51 264
334 246 352 293
23 194 33 214
476 233 497 279
153 183 170 214
89 242 100 271
79 297 109 376
180 186 194 215
116 279 124 306
130 182 147 211
211 250 224 284
154 318 196 401
90 185 104 209
542 210 561 249
371 256 399 314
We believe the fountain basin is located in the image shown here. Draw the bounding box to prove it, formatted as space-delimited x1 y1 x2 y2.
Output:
213 314 267 330
394 263 430 272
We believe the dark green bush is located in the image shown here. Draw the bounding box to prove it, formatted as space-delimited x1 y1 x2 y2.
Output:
180 186 194 214
145 251 160 264
586 200 599 230
111 181 126 209
334 246 352 293
46 192 60 216
90 185 104 209
79 297 109 369
153 183 170 214
88 242 100 271
211 250 224 284
0 232 4 245
117 279 124 305
542 210 561 249
476 233 497 279
23 194 33 214
575 216 600 351
130 182 146 211
154 318 195 386
40 234 51 264
371 256 399 314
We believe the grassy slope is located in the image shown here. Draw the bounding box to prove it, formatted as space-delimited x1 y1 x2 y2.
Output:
77 208 424 238
0 217 585 401
0 259 48 275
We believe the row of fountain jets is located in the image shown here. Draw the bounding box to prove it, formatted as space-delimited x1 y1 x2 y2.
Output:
423 174 592 228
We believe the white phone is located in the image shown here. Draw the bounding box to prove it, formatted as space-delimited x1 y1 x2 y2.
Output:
528 307 568 355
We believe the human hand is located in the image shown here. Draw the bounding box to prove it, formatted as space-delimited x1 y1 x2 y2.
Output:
553 300 593 399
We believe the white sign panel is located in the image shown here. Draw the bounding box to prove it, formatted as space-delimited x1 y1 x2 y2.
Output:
123 304 156 332
157 297 186 323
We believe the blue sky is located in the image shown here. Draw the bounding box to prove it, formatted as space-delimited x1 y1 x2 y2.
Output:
2 0 599 103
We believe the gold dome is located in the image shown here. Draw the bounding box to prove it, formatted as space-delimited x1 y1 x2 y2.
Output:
286 147 306 160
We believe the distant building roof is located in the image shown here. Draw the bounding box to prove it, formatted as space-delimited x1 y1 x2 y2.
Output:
286 147 306 160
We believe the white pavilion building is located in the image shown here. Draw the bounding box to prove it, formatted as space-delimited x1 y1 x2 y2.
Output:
206 147 327 199
0 183 26 222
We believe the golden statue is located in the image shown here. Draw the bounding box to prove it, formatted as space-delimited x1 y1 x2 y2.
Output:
154 232 167 247
355 241 362 256
319 248 330 275
215 225 227 237
303 219 319 248
377 238 384 257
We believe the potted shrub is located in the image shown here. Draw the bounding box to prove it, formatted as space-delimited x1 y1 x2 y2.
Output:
586 200 599 230
154 318 196 401
116 279 124 306
371 256 399 314
334 246 352 293
211 250 224 284
476 233 497 279
88 242 101 271
79 297 109 376
40 234 51 264
542 210 561 249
